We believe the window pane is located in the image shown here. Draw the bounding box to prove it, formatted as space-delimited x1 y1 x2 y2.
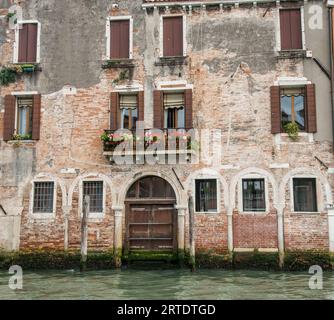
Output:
281 96 292 127
195 179 217 213
33 182 54 213
293 178 317 212
139 177 151 198
132 108 138 130
294 95 305 130
83 181 103 213
177 108 185 128
242 179 266 212
17 98 33 137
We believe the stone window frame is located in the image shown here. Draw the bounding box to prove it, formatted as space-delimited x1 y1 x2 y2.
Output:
29 178 57 220
13 20 42 64
275 6 306 53
159 14 187 58
78 178 106 220
273 77 314 144
289 175 323 214
193 176 220 215
106 15 133 60
238 174 270 215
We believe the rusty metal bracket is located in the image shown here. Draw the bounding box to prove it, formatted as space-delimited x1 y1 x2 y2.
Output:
0 204 7 215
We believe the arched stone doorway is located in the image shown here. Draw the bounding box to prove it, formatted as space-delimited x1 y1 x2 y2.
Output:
124 176 178 254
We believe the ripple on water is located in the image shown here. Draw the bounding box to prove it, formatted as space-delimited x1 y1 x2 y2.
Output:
0 269 334 300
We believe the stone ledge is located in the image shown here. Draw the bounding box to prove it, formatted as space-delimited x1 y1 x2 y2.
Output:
102 59 135 69
277 50 307 59
155 56 188 67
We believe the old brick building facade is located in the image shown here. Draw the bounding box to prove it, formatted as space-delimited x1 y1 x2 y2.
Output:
1 0 334 266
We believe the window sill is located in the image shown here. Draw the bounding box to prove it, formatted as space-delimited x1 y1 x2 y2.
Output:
155 56 188 67
238 211 268 215
195 211 219 215
102 59 135 69
277 50 307 59
290 211 322 215
274 132 314 145
29 213 56 220
6 140 37 146
12 63 42 73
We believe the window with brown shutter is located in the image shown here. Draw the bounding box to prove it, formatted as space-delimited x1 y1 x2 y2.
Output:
163 16 184 57
270 84 317 134
18 23 38 63
3 94 41 141
280 9 303 50
110 19 130 59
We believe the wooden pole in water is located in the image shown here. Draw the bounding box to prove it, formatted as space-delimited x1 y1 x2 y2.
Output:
80 195 89 272
188 195 196 272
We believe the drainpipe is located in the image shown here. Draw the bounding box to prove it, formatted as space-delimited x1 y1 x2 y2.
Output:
328 4 334 153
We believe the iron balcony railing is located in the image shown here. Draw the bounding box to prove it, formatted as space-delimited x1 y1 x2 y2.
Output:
102 128 198 153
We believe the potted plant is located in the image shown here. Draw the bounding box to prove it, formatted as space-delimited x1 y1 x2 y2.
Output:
283 122 299 141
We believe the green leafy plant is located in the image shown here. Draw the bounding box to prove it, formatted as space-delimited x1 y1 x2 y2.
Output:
0 67 16 86
283 122 299 141
12 133 32 141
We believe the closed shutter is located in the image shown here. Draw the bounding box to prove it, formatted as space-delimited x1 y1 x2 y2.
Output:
110 92 119 130
137 91 144 122
153 90 163 128
32 94 41 140
110 20 130 59
3 95 16 141
306 84 317 133
18 23 38 63
184 89 193 129
270 86 281 134
163 17 183 57
280 9 302 50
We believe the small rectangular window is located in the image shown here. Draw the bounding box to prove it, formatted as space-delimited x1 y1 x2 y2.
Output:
83 181 104 213
110 19 130 59
18 23 38 63
120 94 138 130
293 178 317 212
16 97 33 139
195 179 218 213
281 87 305 131
242 179 266 212
163 16 183 57
163 92 185 129
33 182 55 213
280 9 302 50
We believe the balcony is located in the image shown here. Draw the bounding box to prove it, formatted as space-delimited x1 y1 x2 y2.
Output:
102 128 198 164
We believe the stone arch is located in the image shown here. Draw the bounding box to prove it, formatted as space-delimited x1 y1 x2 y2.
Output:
67 172 114 207
31 172 67 207
230 167 279 212
279 167 333 209
184 168 229 210
116 169 187 208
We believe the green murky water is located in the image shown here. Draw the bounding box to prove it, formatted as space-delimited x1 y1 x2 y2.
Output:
0 269 334 300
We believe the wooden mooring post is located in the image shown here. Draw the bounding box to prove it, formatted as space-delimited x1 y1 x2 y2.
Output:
188 195 196 272
80 195 89 272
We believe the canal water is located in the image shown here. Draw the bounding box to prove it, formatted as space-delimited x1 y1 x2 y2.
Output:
0 269 334 300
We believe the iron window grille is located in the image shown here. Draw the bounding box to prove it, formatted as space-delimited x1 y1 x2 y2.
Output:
83 181 104 213
33 182 55 213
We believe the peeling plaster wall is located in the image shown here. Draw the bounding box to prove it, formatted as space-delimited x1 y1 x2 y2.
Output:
0 0 333 252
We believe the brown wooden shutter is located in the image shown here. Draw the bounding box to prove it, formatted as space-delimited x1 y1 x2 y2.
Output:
163 17 183 57
184 89 193 129
3 95 16 141
280 9 302 50
137 91 144 122
270 86 281 134
110 20 129 59
306 84 317 133
27 23 38 63
32 94 41 140
18 24 28 63
110 92 119 130
153 90 163 128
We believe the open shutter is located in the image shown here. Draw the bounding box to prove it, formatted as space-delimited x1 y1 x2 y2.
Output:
306 84 317 133
185 89 193 128
32 94 41 140
270 86 281 134
3 95 16 141
153 90 163 128
110 92 119 130
137 91 144 122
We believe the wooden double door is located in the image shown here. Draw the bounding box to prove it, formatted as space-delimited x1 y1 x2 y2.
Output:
125 202 177 252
